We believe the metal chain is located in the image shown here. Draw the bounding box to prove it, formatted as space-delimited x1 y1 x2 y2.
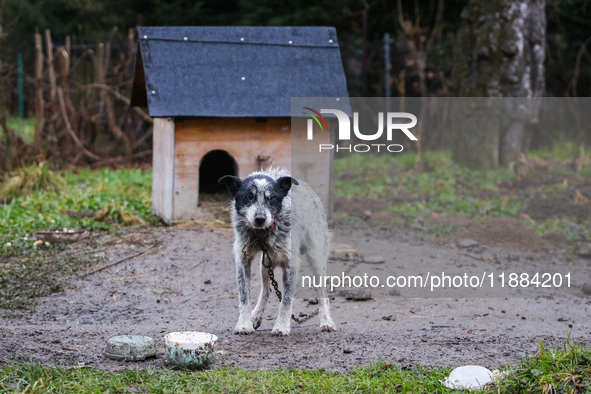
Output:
242 240 283 302
291 308 319 324
242 240 316 324
261 247 282 302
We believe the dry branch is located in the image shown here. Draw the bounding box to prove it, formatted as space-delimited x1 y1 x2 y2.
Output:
89 149 152 169
57 87 102 161
80 242 161 278
87 83 152 122
570 36 591 97
56 48 70 104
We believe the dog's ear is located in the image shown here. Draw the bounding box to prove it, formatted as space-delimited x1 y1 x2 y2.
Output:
218 175 242 197
277 176 298 196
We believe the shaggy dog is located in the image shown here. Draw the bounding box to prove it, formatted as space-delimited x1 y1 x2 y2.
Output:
219 168 335 336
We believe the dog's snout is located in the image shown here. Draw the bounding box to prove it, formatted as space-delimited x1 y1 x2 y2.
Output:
254 215 266 226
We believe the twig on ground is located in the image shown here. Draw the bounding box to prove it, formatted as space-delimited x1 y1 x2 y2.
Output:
80 241 161 278
457 250 493 262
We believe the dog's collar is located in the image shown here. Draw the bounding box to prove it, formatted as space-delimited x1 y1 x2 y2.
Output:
252 221 276 244
266 221 276 235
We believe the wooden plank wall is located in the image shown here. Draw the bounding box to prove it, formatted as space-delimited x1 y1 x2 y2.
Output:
173 118 292 219
152 118 175 222
290 118 334 216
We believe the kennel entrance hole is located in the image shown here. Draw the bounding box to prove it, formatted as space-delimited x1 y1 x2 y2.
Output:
199 150 238 194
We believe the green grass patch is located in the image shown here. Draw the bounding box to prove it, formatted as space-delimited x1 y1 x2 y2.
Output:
0 340 589 393
498 339 591 393
2 118 36 144
334 151 521 222
0 362 452 393
0 167 153 254
333 151 455 200
0 162 66 201
579 166 591 177
0 167 154 309
529 141 581 161
525 216 591 242
333 150 591 241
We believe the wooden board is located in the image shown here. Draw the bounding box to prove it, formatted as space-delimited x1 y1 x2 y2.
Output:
290 118 334 216
173 118 292 219
152 118 175 222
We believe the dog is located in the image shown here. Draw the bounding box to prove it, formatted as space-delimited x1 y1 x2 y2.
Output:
218 168 336 336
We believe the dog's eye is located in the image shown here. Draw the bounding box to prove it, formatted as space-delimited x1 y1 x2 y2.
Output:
247 192 255 200
266 195 275 201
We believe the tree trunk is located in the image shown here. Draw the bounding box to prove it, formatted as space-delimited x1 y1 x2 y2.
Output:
451 0 546 170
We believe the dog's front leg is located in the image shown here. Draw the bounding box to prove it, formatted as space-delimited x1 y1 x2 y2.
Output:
234 244 255 335
251 255 271 329
272 260 297 336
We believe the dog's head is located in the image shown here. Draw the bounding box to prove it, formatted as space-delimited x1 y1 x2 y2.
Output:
218 174 297 230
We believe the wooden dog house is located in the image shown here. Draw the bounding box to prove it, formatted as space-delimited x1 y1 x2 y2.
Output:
131 26 349 222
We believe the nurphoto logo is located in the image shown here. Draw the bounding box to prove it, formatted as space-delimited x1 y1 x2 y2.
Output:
304 107 419 153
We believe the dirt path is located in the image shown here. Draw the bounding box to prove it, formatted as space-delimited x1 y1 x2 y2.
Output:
1 224 590 372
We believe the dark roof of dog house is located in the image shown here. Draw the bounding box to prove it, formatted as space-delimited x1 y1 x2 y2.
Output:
131 26 349 118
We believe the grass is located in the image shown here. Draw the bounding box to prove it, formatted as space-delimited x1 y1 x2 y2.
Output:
334 151 527 226
0 156 590 391
497 338 591 393
333 150 591 240
0 340 588 393
1 117 36 144
529 141 582 161
0 161 66 201
0 166 154 309
0 166 154 255
0 362 451 393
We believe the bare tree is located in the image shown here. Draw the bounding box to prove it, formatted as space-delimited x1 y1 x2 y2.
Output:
0 0 22 170
396 0 444 169
451 0 546 170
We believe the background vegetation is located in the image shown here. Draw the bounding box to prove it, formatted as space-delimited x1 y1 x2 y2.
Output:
0 0 590 170
0 1 590 390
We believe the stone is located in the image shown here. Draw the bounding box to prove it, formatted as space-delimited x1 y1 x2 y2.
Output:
342 288 372 301
575 240 591 258
330 243 359 260
457 239 480 248
363 255 385 264
388 288 401 296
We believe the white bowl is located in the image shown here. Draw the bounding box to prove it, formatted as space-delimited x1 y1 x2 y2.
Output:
164 331 218 369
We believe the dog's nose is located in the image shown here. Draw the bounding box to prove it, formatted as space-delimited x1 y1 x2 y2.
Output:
254 215 266 226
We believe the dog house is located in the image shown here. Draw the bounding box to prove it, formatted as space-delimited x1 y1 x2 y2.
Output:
131 26 349 222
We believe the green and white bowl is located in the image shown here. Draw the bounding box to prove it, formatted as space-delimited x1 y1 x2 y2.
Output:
103 335 157 361
164 331 218 369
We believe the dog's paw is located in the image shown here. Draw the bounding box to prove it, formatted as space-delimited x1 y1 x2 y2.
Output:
234 321 255 335
252 315 262 330
271 325 291 336
320 322 337 332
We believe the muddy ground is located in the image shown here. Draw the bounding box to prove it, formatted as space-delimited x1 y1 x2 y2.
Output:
1 213 590 372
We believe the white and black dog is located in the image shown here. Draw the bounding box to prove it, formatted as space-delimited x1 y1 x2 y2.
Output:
219 168 336 336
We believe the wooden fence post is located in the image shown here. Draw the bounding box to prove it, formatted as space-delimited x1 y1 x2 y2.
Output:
65 35 71 59
44 29 56 102
56 47 70 108
95 43 105 135
34 32 44 150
